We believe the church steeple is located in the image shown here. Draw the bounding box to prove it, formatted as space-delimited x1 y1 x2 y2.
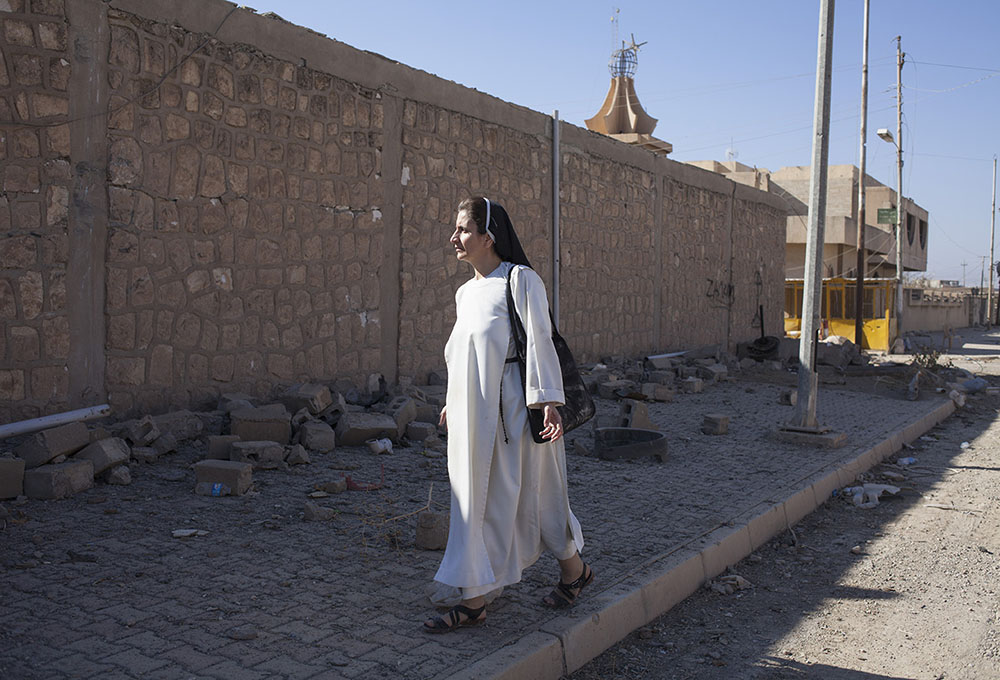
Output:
585 35 672 156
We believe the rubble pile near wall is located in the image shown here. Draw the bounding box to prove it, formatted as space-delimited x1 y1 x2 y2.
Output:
0 376 447 504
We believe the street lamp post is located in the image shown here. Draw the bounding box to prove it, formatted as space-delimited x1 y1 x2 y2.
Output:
877 126 904 339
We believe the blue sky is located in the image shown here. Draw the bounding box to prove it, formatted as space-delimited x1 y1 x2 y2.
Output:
246 0 1000 285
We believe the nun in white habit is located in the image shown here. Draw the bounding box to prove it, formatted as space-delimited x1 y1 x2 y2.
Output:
423 197 592 634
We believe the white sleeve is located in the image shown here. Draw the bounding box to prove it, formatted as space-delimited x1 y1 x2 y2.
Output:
512 266 565 408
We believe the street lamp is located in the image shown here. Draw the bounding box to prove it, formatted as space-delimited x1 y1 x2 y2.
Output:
877 127 904 338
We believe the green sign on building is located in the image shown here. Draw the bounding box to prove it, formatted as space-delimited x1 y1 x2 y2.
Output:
877 208 897 224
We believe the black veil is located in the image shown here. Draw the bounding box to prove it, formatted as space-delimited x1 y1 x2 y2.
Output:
484 198 532 269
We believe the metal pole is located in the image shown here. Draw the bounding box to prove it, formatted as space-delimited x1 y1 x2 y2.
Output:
854 0 870 347
894 36 905 336
989 156 996 327
552 110 560 325
793 0 836 430
0 403 111 440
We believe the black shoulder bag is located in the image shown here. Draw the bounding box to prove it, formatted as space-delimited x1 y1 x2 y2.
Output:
505 266 595 444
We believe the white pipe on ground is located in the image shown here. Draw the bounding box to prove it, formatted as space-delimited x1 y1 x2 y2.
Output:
0 404 111 440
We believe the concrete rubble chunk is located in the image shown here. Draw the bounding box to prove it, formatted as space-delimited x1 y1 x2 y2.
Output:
281 383 333 415
702 413 730 435
303 500 337 521
676 365 699 379
740 357 757 370
23 460 94 500
152 410 204 442
414 403 439 423
406 421 436 442
88 427 111 442
131 446 159 464
598 379 636 400
697 363 728 383
644 353 678 370
646 370 674 385
0 458 26 499
152 432 178 456
285 444 310 465
681 377 704 393
386 396 416 439
206 435 240 460
427 369 447 386
230 441 286 469
105 465 132 486
419 385 447 407
779 389 798 406
619 399 657 430
641 383 674 402
316 391 348 427
193 459 252 495
335 411 399 446
298 421 335 452
74 437 130 475
15 422 90 469
290 407 312 430
415 510 449 550
230 404 291 444
123 415 160 446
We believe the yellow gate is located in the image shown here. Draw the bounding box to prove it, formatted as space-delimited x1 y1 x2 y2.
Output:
784 278 895 350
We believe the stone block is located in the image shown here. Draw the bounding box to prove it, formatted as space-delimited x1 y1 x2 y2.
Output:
88 427 111 442
646 370 674 385
74 437 130 474
414 404 439 423
23 460 93 499
152 410 204 442
676 365 698 379
230 404 291 444
598 380 636 400
619 399 657 430
680 377 704 393
386 396 416 439
194 460 252 495
420 385 447 407
15 421 89 468
0 457 25 499
641 383 674 402
427 369 447 386
298 420 335 452
206 434 240 460
151 432 178 456
131 446 159 464
230 440 286 469
335 411 398 446
697 363 728 383
740 357 757 370
415 510 448 550
644 354 676 370
285 444 310 465
317 479 347 494
315 391 347 427
406 421 436 442
281 382 333 415
105 466 131 486
123 415 160 446
702 413 730 436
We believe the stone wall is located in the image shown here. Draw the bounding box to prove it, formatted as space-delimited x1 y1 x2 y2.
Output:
0 0 73 422
0 0 787 422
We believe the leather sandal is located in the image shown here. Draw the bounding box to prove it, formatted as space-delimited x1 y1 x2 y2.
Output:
423 603 486 634
542 562 594 609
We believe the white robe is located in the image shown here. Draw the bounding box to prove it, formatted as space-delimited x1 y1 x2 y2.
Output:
434 261 584 596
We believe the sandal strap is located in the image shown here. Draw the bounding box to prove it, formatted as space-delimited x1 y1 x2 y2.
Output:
446 603 485 628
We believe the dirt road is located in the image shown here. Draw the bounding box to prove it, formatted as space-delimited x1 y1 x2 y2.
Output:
571 353 1000 680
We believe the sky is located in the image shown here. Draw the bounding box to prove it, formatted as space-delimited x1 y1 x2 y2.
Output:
245 0 1000 286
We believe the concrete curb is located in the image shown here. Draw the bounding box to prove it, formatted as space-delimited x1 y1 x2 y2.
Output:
458 397 956 679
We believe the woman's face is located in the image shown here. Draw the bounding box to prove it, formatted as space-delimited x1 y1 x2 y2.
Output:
451 210 494 265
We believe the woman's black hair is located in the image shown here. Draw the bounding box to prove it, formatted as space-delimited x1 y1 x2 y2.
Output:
456 197 532 268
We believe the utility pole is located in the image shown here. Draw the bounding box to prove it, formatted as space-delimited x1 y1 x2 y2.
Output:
853 0 870 347
962 261 968 287
893 36 905 338
989 156 997 327
790 0 835 431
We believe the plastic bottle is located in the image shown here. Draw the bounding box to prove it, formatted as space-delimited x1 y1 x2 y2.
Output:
896 457 916 466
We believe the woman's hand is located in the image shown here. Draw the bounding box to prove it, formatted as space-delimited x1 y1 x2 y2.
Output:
540 403 563 442
438 405 447 430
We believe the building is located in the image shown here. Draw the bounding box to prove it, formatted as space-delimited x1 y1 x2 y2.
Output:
686 161 929 279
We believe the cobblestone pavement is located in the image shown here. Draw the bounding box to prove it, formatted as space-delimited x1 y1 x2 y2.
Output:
0 353 957 679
